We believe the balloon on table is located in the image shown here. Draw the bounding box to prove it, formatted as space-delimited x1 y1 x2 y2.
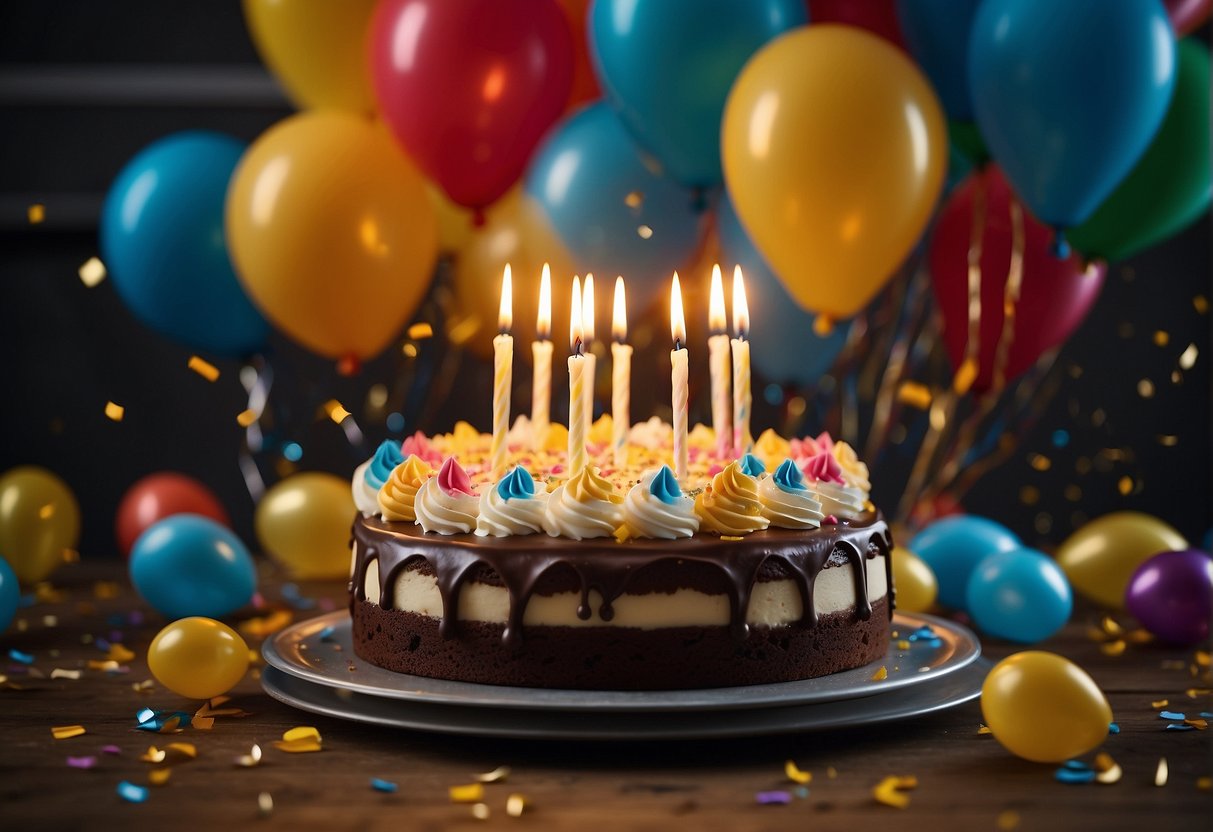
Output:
1125 549 1213 646
1056 511 1188 609
242 0 378 113
148 617 250 700
226 112 438 367
255 473 356 579
966 548 1072 643
116 472 229 558
930 167 1106 393
1069 39 1211 263
368 0 573 211
1164 0 1213 34
0 466 80 584
129 515 257 619
100 131 269 358
525 103 707 313
896 0 981 121
721 26 946 320
0 557 19 632
908 515 1019 610
557 0 601 110
807 0 906 49
588 0 805 187
981 651 1112 763
968 0 1176 240
890 546 938 614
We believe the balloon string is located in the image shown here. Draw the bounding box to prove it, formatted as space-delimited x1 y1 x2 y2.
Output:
957 174 986 394
990 198 1025 393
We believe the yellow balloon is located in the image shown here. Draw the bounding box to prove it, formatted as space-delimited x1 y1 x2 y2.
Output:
426 182 476 254
227 112 438 363
0 466 80 584
243 0 378 113
892 546 938 613
1056 511 1187 609
255 473 356 579
981 651 1112 763
721 25 947 318
148 617 250 701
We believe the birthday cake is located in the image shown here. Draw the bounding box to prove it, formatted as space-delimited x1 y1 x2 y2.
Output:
348 418 893 690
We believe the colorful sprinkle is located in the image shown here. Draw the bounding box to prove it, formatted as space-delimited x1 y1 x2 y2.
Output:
785 760 811 785
9 649 33 665
473 765 511 783
755 790 791 806
66 756 97 769
1159 711 1186 720
187 356 220 382
1165 724 1196 731
117 781 148 803
370 778 398 793
1108 722 1120 734
872 775 917 808
102 745 121 756
52 725 85 740
450 783 485 803
870 666 888 681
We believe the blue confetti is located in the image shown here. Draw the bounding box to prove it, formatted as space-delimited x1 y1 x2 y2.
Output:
1201 712 1213 719
755 790 791 805
1054 765 1096 784
1108 722 1120 734
1062 760 1089 770
8 649 33 665
117 781 149 803
1159 711 1186 720
319 625 335 642
1165 724 1196 732
135 709 192 732
370 778 398 793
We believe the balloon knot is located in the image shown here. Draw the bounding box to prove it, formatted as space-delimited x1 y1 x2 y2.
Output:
471 207 487 228
337 354 361 377
813 314 834 337
1049 229 1071 259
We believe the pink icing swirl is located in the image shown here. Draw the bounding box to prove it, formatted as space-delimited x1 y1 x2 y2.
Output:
437 456 476 497
401 431 442 466
802 451 845 485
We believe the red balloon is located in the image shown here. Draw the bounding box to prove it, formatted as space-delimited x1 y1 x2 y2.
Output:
930 167 1106 393
807 0 906 50
1165 0 1212 35
116 472 230 557
558 0 601 110
368 0 574 212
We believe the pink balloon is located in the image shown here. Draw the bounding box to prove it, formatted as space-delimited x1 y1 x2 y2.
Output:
1164 0 1212 35
368 0 574 213
930 167 1106 393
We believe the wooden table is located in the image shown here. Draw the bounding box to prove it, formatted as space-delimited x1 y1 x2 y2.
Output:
1 560 1208 831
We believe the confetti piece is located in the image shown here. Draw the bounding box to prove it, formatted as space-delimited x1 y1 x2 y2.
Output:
450 783 485 803
67 756 97 769
131 679 154 694
234 743 262 767
1101 639 1127 656
1164 724 1195 732
755 790 791 806
149 769 171 786
102 745 121 756
258 792 273 817
407 322 434 339
51 668 81 680
236 409 258 427
187 356 219 382
872 775 917 808
896 640 911 650
28 203 45 224
1108 722 1120 734
870 666 888 681
274 738 322 753
1094 753 1122 784
1179 343 1198 370
1055 761 1096 784
506 794 527 817
473 765 510 783
140 747 166 763
1159 710 1186 720
785 760 812 785
117 781 148 803
239 609 293 638
977 725 992 735
370 778 398 793
472 803 491 820
52 725 85 740
1155 758 1168 787
167 742 196 759
794 786 810 799
1186 688 1212 698
997 809 1020 830
78 257 107 287
1183 719 1207 730
9 649 33 665
106 643 135 663
105 401 125 422
896 381 932 409
282 726 320 743
135 709 190 733
720 535 743 541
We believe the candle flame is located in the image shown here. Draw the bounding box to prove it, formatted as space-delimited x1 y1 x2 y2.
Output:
582 273 596 342
498 263 513 333
612 276 627 342
732 265 749 338
570 275 583 353
537 262 551 339
709 263 727 335
670 271 686 348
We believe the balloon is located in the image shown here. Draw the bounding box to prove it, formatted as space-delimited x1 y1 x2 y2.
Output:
966 548 1073 643
908 515 1019 609
100 132 269 358
1126 550 1213 645
808 0 906 49
0 557 18 632
368 0 573 211
426 182 476 255
526 104 707 312
895 0 981 120
242 0 377 113
588 0 805 187
1165 0 1213 34
716 195 850 385
1056 511 1188 609
226 112 438 365
116 472 229 558
451 190 578 361
721 26 946 319
1069 39 1211 262
558 0 601 109
969 0 1176 236
148 617 250 700
129 515 257 619
930 167 1107 392
255 473 356 579
891 546 938 613
0 466 80 584
981 652 1112 763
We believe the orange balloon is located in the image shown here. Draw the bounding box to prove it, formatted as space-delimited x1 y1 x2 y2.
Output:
426 182 475 254
227 112 438 362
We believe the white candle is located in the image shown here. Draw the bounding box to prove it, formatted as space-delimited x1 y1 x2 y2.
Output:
531 263 553 450
568 276 587 475
491 264 513 479
611 276 631 469
582 273 596 423
708 263 732 457
731 265 752 456
670 272 688 482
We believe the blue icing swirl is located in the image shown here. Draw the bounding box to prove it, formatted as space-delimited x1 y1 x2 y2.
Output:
738 453 766 478
366 440 404 489
773 458 808 492
497 466 536 501
648 465 683 505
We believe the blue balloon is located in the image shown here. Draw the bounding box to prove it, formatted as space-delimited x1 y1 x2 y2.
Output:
101 131 269 357
589 0 806 187
909 515 1020 609
129 514 256 620
717 195 849 385
0 556 19 632
526 104 706 312
897 0 981 121
966 547 1073 643
968 0 1176 233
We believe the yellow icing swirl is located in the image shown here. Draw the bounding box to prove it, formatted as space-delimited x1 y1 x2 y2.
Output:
831 440 871 493
694 462 770 536
753 428 792 472
543 465 624 540
564 464 624 505
377 455 435 522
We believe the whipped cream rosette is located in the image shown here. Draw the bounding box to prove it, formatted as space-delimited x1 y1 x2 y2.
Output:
378 455 435 522
617 465 699 540
352 440 404 515
543 465 624 540
831 440 871 496
415 457 479 534
759 458 824 529
803 451 865 519
694 461 770 535
476 466 548 537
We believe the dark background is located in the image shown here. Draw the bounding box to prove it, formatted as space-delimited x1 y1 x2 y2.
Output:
1 2 1209 558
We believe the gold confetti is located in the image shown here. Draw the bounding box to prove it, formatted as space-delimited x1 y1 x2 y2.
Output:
785 760 812 785
872 775 917 809
1184 718 1208 730
236 409 258 427
258 792 274 817
106 643 135 664
406 322 433 340
323 399 351 424
192 717 214 730
1153 330 1170 346
870 666 888 681
50 668 81 680
105 401 125 422
87 660 119 672
897 640 911 650
952 358 977 394
897 381 932 410
506 794 527 818
28 203 45 224
52 725 86 740
1152 699 1170 709
141 747 166 763
167 742 197 758
977 725 992 735
1186 688 1212 698
996 809 1020 830
78 257 107 287
720 535 743 541
470 803 490 820
473 766 510 783
283 726 321 742
1100 639 1126 657
1179 343 1199 370
1028 453 1052 472
149 768 171 786
274 726 322 753
1137 379 1155 398
449 783 485 803
187 356 219 382
1196 650 1211 668
636 224 653 239
1094 753 1122 784
1155 757 1168 787
239 609 293 638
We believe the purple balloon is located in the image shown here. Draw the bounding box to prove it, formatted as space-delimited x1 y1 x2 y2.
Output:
1125 549 1213 646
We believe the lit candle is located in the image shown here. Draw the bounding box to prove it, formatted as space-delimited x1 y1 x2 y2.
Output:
491 264 513 479
582 273 596 422
531 263 553 450
670 272 688 482
708 263 732 457
568 275 587 475
611 276 631 469
731 265 752 456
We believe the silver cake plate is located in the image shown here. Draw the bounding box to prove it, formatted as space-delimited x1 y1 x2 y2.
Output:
262 610 980 713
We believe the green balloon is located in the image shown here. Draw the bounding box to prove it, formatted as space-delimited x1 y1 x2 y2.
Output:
1070 39 1211 262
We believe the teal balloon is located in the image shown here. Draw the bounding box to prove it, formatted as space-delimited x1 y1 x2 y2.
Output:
969 0 1176 232
897 0 981 120
966 548 1073 643
909 515 1020 609
0 556 18 632
588 0 806 187
717 195 849 385
129 514 256 620
1070 39 1211 261
100 131 269 357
